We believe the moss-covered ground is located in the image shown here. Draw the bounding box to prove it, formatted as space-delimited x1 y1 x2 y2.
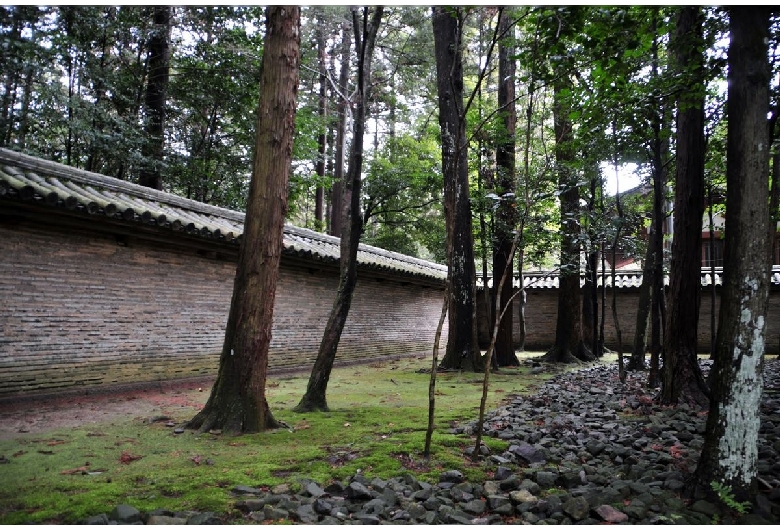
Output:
0 354 561 524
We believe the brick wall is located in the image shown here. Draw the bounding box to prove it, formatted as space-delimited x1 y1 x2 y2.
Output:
477 286 780 356
0 220 448 398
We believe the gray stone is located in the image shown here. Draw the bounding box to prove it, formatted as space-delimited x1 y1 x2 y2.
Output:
305 481 326 498
186 512 221 525
494 466 513 481
354 514 381 524
487 495 511 510
146 515 188 525
562 496 589 521
586 439 606 457
110 505 142 524
312 498 333 515
509 442 546 464
345 481 374 500
535 471 558 488
440 470 465 483
234 498 265 513
510 489 537 504
294 504 318 524
462 499 487 515
263 505 288 521
83 514 109 525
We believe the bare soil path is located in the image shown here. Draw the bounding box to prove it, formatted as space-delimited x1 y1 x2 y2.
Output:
0 380 210 441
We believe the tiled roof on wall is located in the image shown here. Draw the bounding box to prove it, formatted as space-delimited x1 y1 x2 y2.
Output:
0 148 447 283
479 266 780 290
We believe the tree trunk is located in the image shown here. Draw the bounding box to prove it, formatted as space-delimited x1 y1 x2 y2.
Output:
627 227 655 371
493 11 518 367
295 7 383 413
433 7 479 372
541 75 592 363
660 6 708 407
693 7 772 501
314 19 327 231
186 6 300 435
138 6 171 190
329 20 350 238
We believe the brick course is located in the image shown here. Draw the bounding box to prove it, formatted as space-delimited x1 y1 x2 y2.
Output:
0 220 448 398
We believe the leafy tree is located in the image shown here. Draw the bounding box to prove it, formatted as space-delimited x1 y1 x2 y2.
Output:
187 5 301 434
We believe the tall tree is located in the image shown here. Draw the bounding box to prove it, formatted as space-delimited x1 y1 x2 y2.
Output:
493 11 518 367
433 6 480 371
313 14 327 230
693 6 772 500
660 6 709 406
138 6 171 190
186 5 300 434
295 7 384 413
329 19 351 237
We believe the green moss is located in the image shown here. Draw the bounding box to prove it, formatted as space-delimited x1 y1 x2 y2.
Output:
0 354 552 523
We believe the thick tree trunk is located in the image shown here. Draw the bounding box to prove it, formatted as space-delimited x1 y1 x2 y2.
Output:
186 6 300 435
138 6 171 191
433 7 479 372
693 7 771 501
541 75 592 363
295 7 383 413
660 7 708 406
329 20 350 238
493 12 518 367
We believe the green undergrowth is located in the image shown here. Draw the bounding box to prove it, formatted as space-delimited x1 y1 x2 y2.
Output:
0 354 557 524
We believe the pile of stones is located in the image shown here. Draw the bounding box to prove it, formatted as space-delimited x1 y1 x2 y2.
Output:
79 359 780 525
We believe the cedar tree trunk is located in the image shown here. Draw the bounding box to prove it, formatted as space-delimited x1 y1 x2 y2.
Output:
329 20 350 237
138 6 171 190
693 6 772 501
660 6 709 406
295 7 383 413
186 6 300 435
493 12 518 367
433 7 480 371
541 75 592 363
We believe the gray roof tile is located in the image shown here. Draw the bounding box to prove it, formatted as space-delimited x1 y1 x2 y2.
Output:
0 148 447 283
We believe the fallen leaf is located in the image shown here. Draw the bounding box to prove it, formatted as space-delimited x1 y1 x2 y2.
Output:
119 451 142 464
47 439 67 446
294 420 311 431
191 455 202 465
13 450 27 457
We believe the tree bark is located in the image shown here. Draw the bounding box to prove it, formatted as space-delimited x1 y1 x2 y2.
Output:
433 7 480 371
138 6 171 190
660 6 708 406
186 6 300 435
329 20 350 238
493 11 518 367
314 18 327 230
295 7 383 413
541 74 592 363
693 6 772 501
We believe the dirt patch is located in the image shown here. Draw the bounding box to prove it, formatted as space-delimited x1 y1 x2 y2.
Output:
0 381 210 441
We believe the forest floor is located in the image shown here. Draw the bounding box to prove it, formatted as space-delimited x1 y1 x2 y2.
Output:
1 356 778 525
